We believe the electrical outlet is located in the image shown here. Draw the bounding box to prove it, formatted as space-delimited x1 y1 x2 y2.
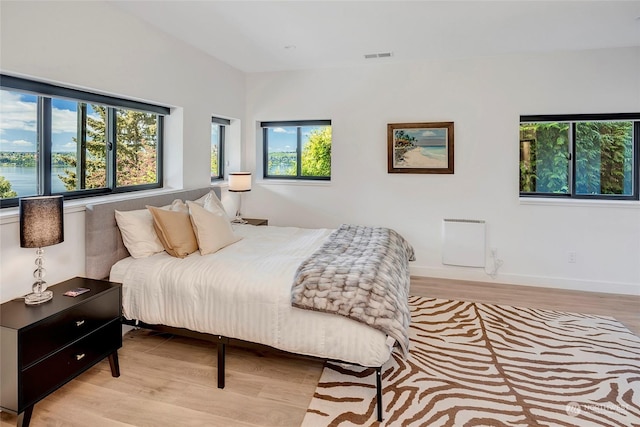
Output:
568 251 577 263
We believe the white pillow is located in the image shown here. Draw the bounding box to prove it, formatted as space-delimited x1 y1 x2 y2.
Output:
115 209 165 258
193 190 231 222
167 198 189 214
115 199 189 258
187 201 241 255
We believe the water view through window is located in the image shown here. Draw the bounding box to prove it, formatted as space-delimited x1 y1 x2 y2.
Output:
1 88 160 199
263 121 331 179
0 90 76 197
266 126 298 176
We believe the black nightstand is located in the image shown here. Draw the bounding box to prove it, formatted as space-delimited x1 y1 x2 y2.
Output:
242 218 268 226
0 277 122 427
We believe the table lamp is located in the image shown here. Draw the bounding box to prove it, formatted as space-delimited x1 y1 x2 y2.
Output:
228 172 251 224
19 195 64 305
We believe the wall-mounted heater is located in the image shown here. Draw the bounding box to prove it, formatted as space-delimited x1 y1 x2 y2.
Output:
442 219 486 268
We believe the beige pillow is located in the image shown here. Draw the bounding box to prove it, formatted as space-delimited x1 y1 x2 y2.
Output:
147 206 198 258
187 201 241 255
115 199 189 258
115 209 165 258
193 190 231 222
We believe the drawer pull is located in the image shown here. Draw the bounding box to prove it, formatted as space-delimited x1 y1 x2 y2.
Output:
76 353 86 361
75 320 85 327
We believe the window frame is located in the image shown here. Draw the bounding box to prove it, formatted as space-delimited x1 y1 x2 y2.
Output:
519 113 639 201
261 119 331 180
0 74 169 208
211 117 229 181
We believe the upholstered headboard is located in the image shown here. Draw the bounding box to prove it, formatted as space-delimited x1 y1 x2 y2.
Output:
84 187 218 280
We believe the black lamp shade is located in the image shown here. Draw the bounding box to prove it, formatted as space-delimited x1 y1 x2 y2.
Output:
19 195 64 248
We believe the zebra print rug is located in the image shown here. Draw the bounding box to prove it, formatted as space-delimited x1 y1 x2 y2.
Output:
302 296 640 426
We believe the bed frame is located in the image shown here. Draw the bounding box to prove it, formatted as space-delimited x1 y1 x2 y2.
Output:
84 187 385 422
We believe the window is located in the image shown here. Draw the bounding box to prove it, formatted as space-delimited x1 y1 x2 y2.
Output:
0 75 168 208
261 120 331 180
519 113 639 200
211 117 229 181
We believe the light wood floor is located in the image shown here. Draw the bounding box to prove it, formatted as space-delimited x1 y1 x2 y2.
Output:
2 277 638 427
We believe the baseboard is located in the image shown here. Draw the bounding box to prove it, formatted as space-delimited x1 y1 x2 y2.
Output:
409 265 640 296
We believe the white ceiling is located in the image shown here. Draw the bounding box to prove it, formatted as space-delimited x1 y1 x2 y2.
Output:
113 1 640 73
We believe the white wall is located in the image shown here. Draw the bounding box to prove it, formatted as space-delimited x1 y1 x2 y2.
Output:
1 2 638 300
0 1 245 301
244 47 640 295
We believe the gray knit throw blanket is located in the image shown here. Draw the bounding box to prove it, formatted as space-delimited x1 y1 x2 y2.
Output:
291 224 415 357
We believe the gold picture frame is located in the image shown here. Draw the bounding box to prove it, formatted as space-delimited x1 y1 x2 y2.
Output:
387 122 454 174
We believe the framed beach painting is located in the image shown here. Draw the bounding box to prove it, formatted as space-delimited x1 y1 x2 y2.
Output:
387 122 454 174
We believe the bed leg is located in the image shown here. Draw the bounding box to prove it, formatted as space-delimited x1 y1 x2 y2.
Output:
216 336 228 389
376 366 383 422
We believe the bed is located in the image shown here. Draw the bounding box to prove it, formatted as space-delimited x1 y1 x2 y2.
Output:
84 187 414 421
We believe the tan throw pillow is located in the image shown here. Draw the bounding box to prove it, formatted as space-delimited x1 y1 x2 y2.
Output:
187 201 241 255
147 206 198 258
115 200 189 258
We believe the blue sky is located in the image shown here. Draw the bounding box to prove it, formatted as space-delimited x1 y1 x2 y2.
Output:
2 90 326 154
267 127 297 152
267 125 325 152
400 128 447 147
0 90 98 153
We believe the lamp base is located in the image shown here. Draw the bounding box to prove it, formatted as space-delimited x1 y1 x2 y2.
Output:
231 216 248 224
24 290 53 305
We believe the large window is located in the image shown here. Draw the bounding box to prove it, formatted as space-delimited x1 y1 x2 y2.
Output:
211 117 229 181
0 75 168 207
262 120 331 180
519 113 639 200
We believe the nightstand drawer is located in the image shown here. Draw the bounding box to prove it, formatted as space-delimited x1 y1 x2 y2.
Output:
21 319 121 406
21 289 120 368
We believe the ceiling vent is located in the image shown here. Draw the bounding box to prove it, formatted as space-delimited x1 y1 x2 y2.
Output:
364 52 393 59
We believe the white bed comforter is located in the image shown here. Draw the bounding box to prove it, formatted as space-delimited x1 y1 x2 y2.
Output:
110 225 393 367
